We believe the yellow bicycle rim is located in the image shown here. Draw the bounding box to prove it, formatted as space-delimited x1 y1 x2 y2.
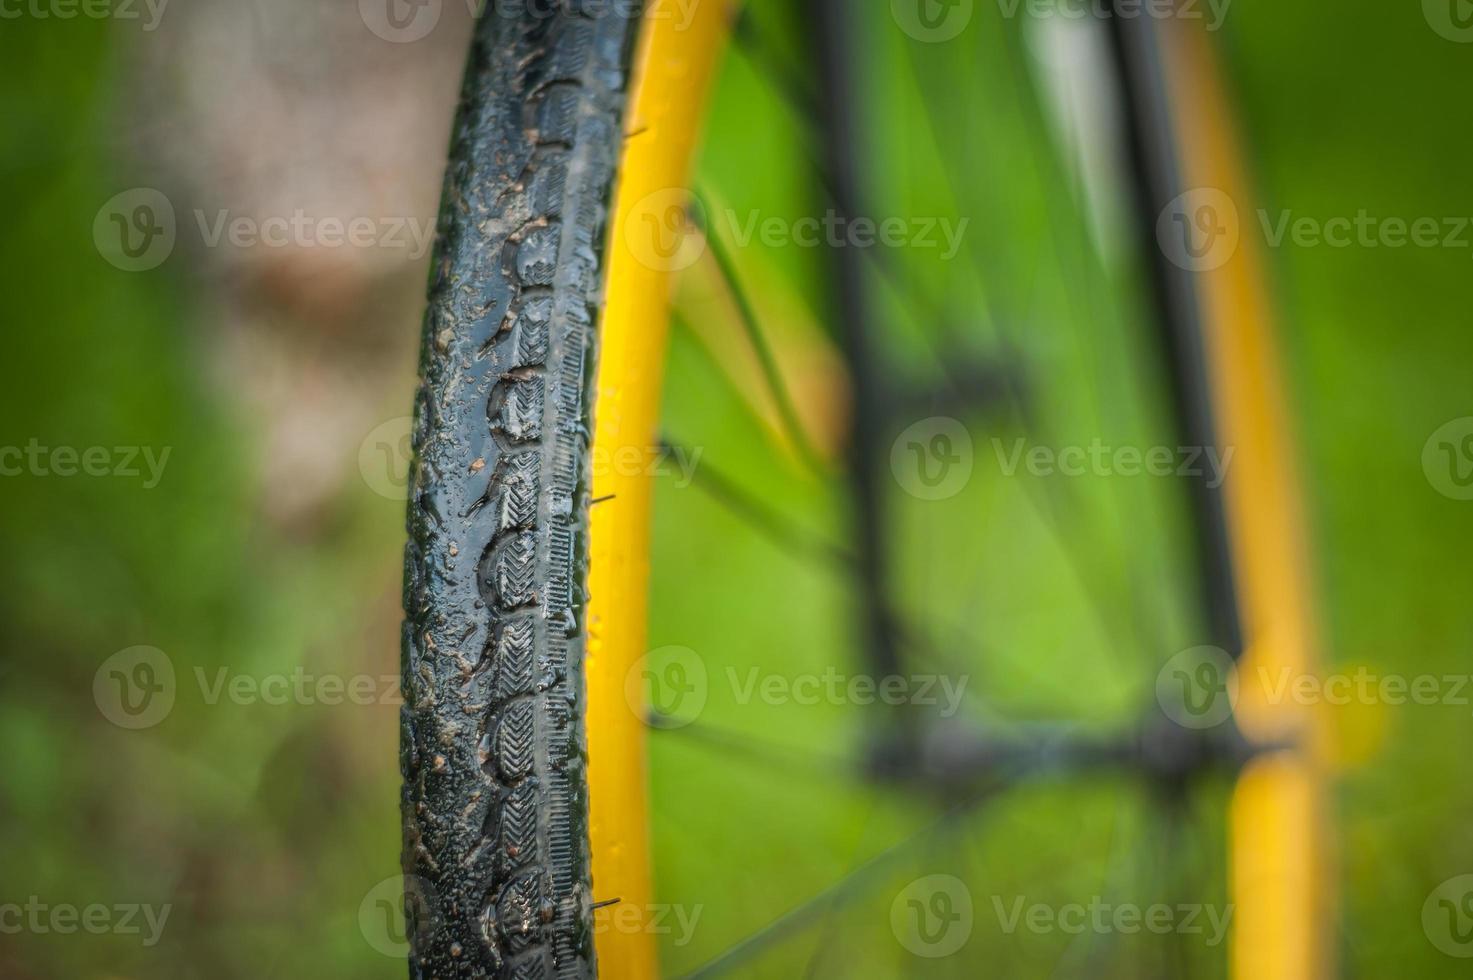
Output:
586 2 733 975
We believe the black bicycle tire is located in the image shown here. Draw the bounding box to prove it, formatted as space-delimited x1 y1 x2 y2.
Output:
400 4 640 977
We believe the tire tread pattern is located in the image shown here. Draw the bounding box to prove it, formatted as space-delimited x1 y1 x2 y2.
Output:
400 5 637 977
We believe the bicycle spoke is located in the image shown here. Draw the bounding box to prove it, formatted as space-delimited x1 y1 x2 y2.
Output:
1072 787 1161 977
886 10 1206 679
899 12 1230 672
646 12 1256 979
688 0 1205 737
680 786 1006 979
991 22 1189 668
722 47 1168 694
687 219 829 477
901 27 1175 672
671 438 1001 721
729 6 820 131
665 435 851 567
647 711 863 781
796 799 884 979
725 33 978 386
731 3 1195 687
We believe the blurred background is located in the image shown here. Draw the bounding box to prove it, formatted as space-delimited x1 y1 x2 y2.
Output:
1 0 1471 977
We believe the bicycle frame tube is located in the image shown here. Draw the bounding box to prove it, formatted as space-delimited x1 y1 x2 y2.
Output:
586 1 733 976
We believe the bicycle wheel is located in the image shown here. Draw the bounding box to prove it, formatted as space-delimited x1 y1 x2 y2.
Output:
401 2 1330 977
